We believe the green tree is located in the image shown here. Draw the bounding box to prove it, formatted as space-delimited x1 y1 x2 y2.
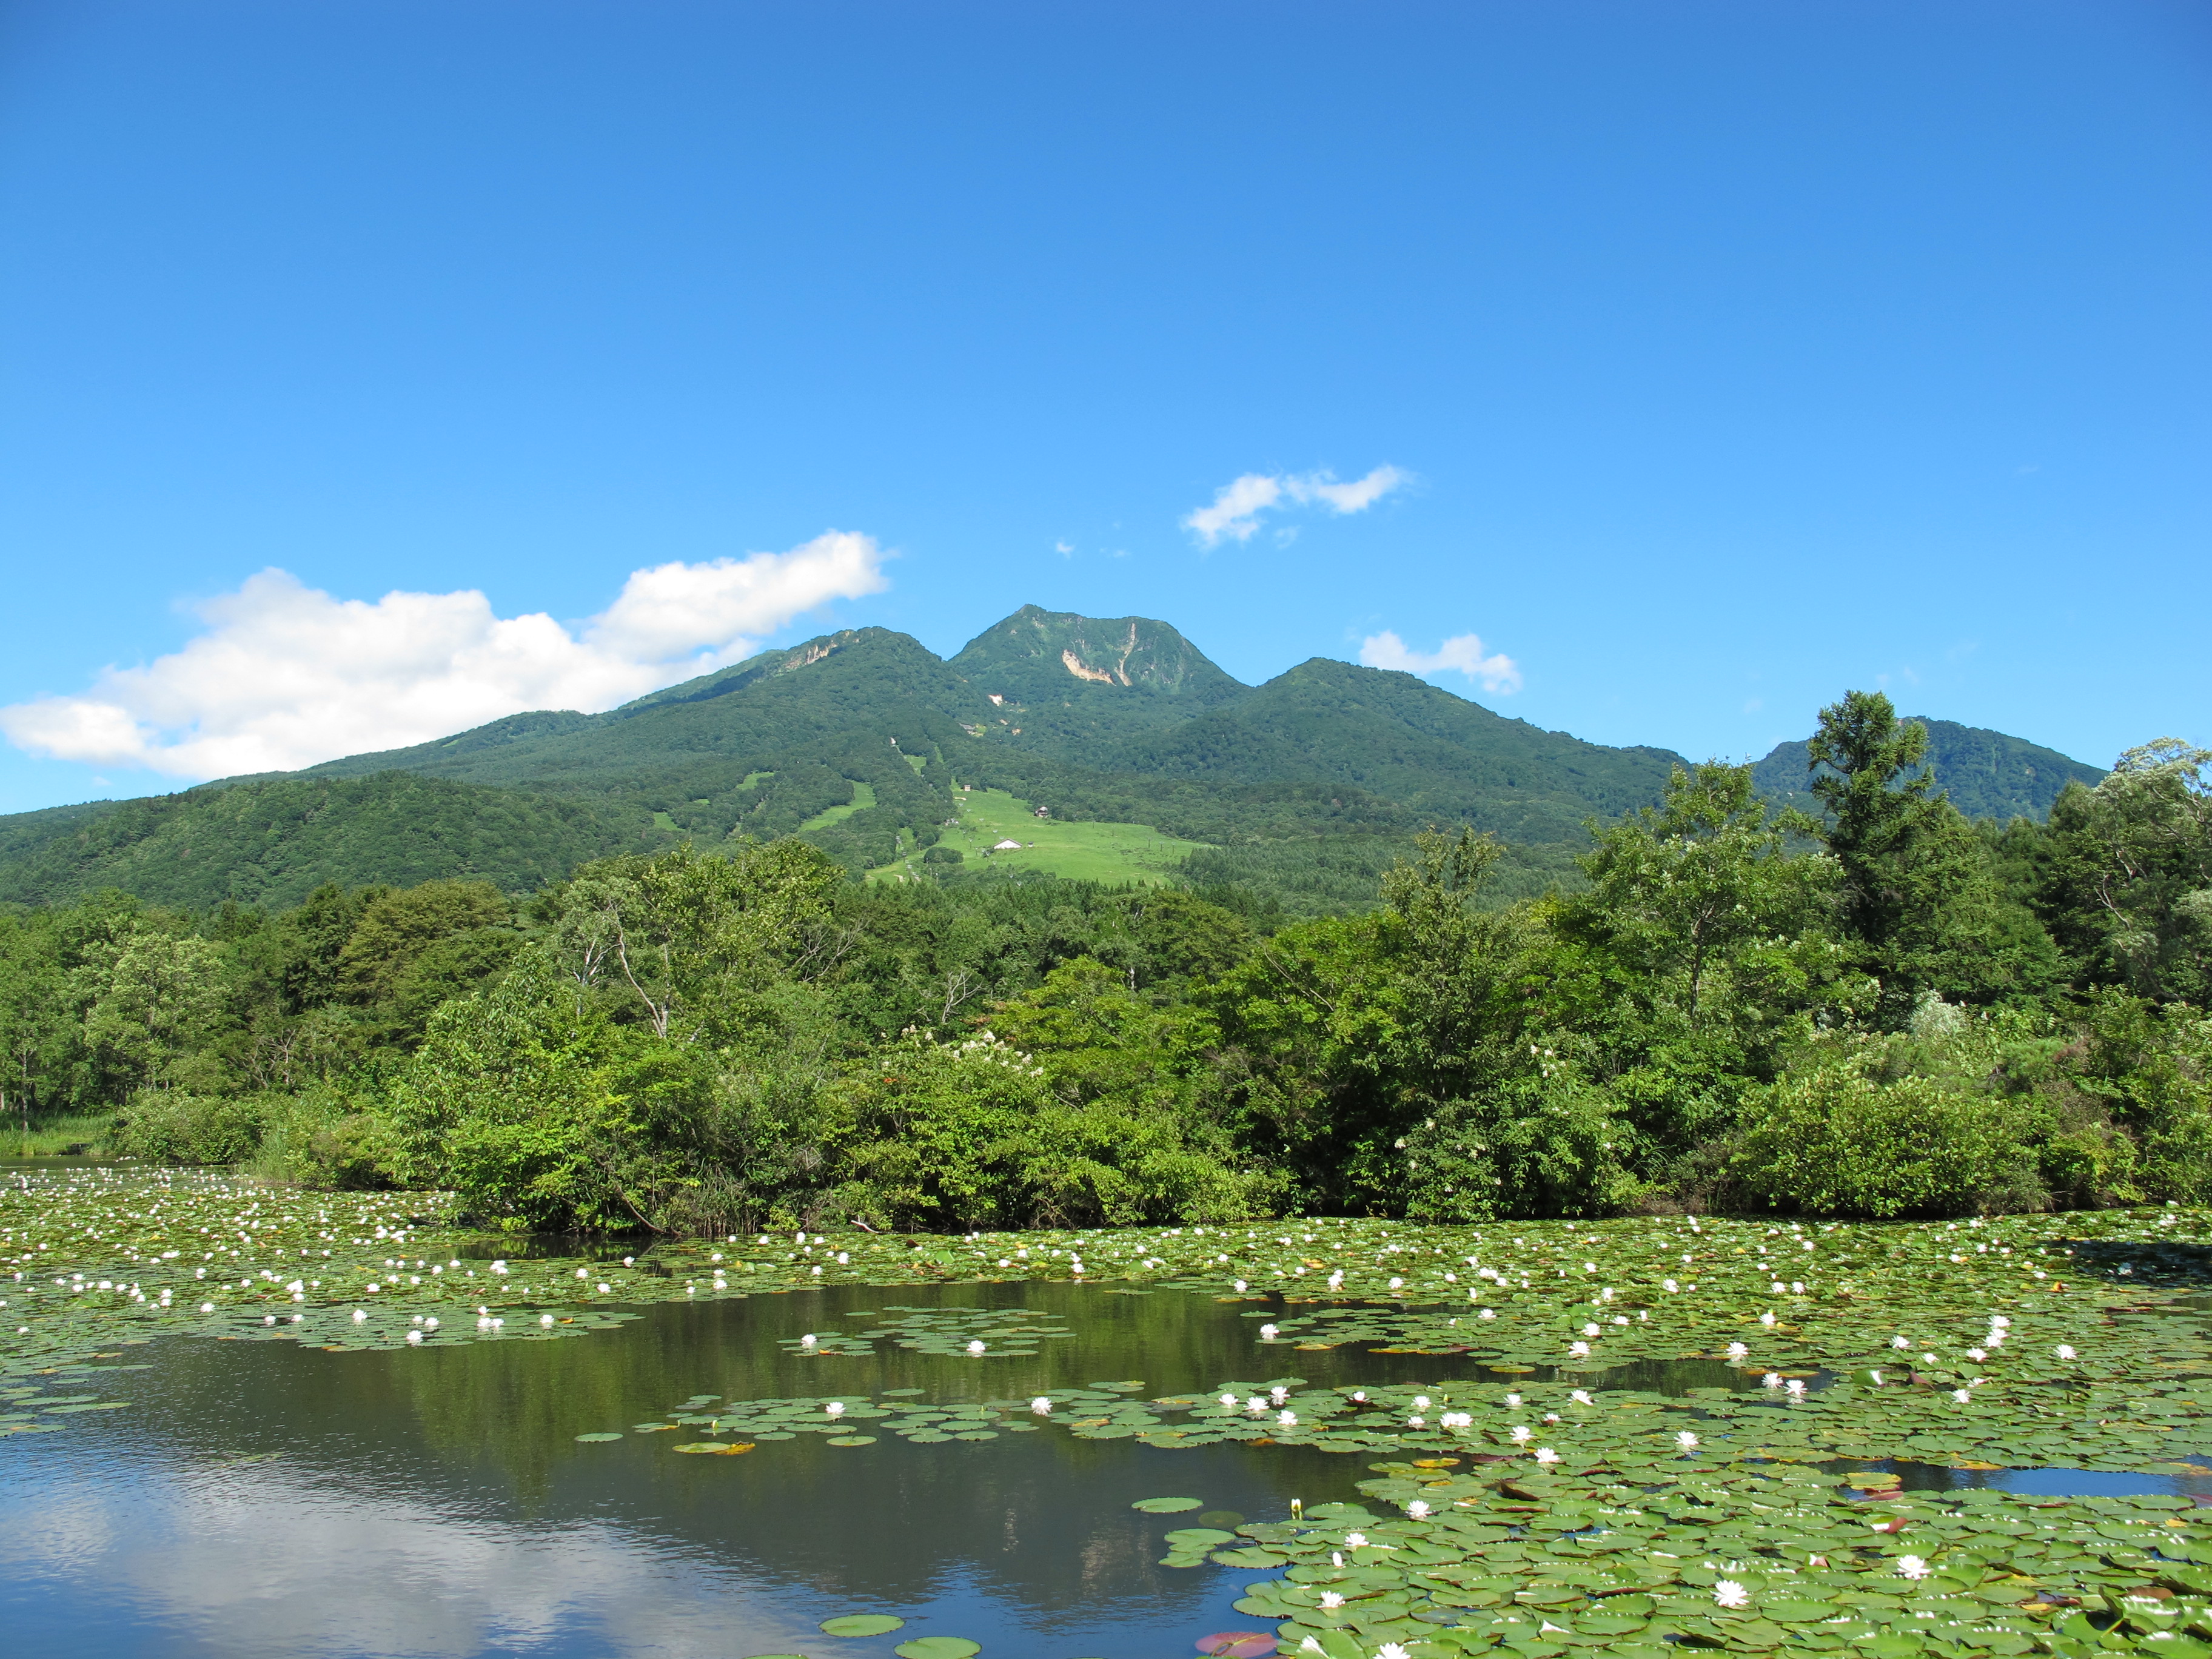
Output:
1800 690 2013 1016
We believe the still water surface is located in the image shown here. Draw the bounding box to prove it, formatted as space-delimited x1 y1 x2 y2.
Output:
2 1279 2187 1658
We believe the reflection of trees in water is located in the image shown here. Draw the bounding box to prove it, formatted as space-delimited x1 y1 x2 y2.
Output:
125 1284 1493 1613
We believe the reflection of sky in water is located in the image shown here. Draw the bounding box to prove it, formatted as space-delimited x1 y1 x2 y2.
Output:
0 1287 1380 1658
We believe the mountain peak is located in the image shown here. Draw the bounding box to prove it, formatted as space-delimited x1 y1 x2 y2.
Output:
951 606 1245 702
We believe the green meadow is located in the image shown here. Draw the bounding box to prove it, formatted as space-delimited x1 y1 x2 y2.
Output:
866 785 1213 886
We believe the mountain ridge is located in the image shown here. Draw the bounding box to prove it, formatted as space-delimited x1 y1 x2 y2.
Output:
0 604 2110 910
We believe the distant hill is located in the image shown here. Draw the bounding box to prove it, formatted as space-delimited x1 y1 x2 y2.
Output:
0 773 671 910
1752 717 2104 823
0 605 2110 911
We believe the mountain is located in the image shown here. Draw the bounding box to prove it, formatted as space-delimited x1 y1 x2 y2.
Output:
1752 717 2105 823
0 773 669 910
946 605 1250 753
0 605 2112 911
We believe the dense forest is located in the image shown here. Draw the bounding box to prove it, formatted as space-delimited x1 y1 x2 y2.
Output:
1 692 2203 1233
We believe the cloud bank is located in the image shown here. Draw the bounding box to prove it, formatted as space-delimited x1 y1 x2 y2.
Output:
1182 464 1409 547
0 531 889 780
1359 629 1523 695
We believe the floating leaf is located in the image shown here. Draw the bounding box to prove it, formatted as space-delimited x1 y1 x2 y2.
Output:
1133 1496 1204 1513
820 1614 905 1636
572 1432 623 1443
893 1639 981 1659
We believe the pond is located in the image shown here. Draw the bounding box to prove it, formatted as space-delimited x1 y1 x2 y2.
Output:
12 1171 2212 1658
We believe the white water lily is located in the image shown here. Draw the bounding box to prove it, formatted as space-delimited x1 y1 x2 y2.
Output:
1569 1390 1592 1404
800 1333 817 1347
1762 1373 1781 1389
1405 1500 1431 1518
1663 1278 1679 1292
1219 1393 1238 1407
1759 1311 1777 1327
966 1339 986 1355
1478 1307 1495 1319
1278 1409 1298 1426
404 1329 423 1344
1897 1555 1932 1580
1031 1396 1053 1414
1505 1393 1522 1407
1259 1323 1279 1339
1676 1430 1699 1449
1375 1644 1413 1659
1785 1379 1807 1398
1510 1425 1532 1442
825 1401 846 1417
1951 1389 1972 1403
1233 1279 1248 1292
2056 1344 2077 1360
539 1314 554 1327
1712 1579 1751 1609
1273 1386 1291 1403
1318 1590 1346 1610
1533 1446 1560 1464
1344 1530 1369 1548
1891 1335 1911 1349
1568 1340 1591 1357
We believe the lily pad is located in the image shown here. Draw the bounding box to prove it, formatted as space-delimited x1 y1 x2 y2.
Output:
893 1640 982 1659
821 1614 905 1636
572 1431 623 1442
1133 1496 1204 1513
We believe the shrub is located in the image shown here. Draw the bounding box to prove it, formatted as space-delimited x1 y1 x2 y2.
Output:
1731 1060 2046 1217
823 1029 1276 1230
920 845 964 864
1401 1074 1643 1222
112 1090 273 1165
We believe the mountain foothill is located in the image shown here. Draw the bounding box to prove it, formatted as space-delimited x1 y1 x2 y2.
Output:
0 603 2106 911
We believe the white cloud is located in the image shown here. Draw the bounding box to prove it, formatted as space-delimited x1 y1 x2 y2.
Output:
1359 629 1523 695
1181 464 1409 548
0 530 889 780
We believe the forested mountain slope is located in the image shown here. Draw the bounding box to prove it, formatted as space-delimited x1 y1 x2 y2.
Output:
0 605 2108 910
1753 717 2104 823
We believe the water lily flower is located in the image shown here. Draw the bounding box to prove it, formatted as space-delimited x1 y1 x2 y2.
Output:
1478 1307 1495 1319
350 1309 366 1322
1318 1591 1346 1610
1032 1397 1053 1414
825 1401 846 1417
1219 1393 1238 1407
404 1330 423 1344
1759 1312 1777 1327
1273 1386 1292 1403
1259 1323 1279 1339
1712 1580 1751 1609
1569 1341 1591 1357
1582 1322 1601 1337
1407 1414 1426 1427
1406 1500 1432 1518
1675 1430 1699 1449
540 1314 554 1327
1233 1279 1248 1292
1510 1425 1532 1442
1299 1641 1325 1656
800 1333 817 1347
1504 1393 1522 1407
1785 1379 1807 1398
1344 1531 1369 1548
966 1339 986 1355
1543 1412 1561 1424
1664 1278 1679 1292
1966 1347 1987 1361
1278 1409 1298 1426
2056 1344 2077 1360
1762 1373 1782 1389
1726 1342 1748 1360
1247 1397 1268 1413
1891 1335 1910 1349
1869 1369 1885 1384
1375 1644 1413 1659
1533 1447 1560 1464
1951 1389 1971 1403
1569 1390 1592 1404
1897 1555 1932 1580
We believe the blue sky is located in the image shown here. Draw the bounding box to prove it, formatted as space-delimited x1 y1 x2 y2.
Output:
1 0 2206 813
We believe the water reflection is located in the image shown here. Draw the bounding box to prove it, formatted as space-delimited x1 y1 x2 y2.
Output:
0 1283 1460 1658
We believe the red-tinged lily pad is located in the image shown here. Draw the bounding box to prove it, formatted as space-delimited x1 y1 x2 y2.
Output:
1196 1634 1274 1658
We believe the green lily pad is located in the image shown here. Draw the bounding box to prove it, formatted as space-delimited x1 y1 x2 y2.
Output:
820 1614 905 1636
572 1431 623 1442
1133 1496 1204 1513
893 1640 982 1659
